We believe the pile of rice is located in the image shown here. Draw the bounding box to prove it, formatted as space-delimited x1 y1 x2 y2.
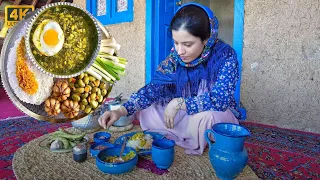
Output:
126 133 153 150
7 34 54 105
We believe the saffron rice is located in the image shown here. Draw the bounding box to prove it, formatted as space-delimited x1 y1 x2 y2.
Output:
7 36 54 105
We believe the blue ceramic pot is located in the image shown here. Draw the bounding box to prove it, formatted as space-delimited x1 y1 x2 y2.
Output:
151 139 175 169
205 123 251 180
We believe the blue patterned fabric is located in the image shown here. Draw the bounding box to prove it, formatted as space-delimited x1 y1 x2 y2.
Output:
123 3 241 118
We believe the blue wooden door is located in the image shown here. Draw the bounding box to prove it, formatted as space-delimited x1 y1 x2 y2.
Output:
153 0 180 71
145 0 179 83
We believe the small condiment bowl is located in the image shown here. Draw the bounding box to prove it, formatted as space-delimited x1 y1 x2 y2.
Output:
96 146 138 174
94 132 111 143
90 142 114 157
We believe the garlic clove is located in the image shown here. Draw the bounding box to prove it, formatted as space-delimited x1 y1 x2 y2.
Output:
64 87 71 95
64 100 70 107
69 101 74 108
45 99 50 107
50 98 56 106
61 82 68 89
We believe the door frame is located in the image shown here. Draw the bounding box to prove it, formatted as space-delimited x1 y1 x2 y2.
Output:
145 0 245 109
145 0 156 84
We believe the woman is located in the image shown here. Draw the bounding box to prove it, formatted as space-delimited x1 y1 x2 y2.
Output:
98 3 241 155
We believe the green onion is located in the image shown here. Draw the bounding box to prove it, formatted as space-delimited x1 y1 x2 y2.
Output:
92 62 115 81
86 67 102 80
96 59 120 80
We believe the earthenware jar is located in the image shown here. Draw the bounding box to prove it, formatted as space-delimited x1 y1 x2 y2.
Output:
205 123 251 180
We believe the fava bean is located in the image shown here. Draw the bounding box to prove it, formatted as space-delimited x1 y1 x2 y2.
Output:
99 82 106 89
94 80 100 87
84 107 92 114
90 100 98 109
72 94 81 102
92 87 98 93
101 89 107 96
89 76 96 82
97 95 103 103
90 93 96 100
83 76 90 84
80 104 86 111
78 79 85 88
90 82 95 88
96 88 101 95
79 73 85 79
84 85 91 93
76 87 84 93
81 99 88 105
69 83 74 88
81 92 89 99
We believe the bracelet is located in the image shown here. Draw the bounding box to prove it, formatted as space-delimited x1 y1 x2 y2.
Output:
177 97 184 110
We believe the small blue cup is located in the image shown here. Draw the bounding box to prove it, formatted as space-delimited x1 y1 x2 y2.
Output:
151 139 175 169
94 132 111 143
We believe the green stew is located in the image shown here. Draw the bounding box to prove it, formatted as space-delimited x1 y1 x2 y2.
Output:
29 5 98 75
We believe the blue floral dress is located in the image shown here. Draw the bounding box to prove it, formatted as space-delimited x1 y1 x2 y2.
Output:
123 48 239 118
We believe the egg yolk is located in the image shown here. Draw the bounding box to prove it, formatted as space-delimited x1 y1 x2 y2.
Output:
43 29 59 46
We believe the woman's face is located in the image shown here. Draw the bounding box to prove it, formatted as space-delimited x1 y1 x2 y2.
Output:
172 29 208 63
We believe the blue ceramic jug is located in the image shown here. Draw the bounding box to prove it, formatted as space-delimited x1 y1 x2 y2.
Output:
205 123 251 180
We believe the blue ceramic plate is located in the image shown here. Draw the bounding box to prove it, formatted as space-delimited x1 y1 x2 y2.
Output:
114 131 164 156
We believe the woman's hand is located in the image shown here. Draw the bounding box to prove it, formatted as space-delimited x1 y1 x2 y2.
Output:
164 98 182 129
98 106 128 129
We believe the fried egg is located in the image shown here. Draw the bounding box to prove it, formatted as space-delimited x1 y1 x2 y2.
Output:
32 20 64 56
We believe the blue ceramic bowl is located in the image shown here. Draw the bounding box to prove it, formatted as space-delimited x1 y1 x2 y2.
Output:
90 142 114 157
96 146 138 174
94 132 111 143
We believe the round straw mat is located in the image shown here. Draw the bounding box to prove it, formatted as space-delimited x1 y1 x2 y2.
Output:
12 126 258 180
